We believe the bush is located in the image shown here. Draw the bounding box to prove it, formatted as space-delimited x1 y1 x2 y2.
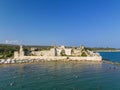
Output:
60 49 66 56
81 52 87 57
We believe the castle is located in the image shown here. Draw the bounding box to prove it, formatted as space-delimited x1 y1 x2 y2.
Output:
14 45 102 61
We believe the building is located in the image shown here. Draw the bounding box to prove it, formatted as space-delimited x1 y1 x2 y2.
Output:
14 45 24 59
14 45 102 61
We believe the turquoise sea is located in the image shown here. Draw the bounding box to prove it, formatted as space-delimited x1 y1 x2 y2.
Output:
0 52 120 90
100 52 120 62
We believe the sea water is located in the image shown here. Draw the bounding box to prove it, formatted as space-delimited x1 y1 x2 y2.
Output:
100 52 120 62
0 52 120 90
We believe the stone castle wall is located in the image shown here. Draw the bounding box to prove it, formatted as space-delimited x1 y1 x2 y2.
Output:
16 56 102 62
14 45 102 62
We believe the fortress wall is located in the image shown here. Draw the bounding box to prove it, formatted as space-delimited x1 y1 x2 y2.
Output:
18 56 66 60
69 56 102 61
16 56 102 61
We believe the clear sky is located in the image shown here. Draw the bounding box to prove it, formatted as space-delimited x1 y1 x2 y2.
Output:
0 0 120 47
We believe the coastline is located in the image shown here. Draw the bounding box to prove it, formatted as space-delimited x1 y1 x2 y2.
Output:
0 60 104 67
0 58 102 66
0 59 120 68
94 50 120 52
0 56 102 65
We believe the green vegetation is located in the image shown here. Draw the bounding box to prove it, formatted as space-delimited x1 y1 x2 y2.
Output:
24 45 52 51
81 52 87 57
0 44 19 59
67 56 69 59
60 49 66 56
86 47 117 51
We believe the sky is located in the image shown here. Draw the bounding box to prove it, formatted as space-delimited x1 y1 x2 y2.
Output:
0 0 120 47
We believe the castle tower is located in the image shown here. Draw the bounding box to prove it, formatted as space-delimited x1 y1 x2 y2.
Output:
19 45 24 57
50 48 57 56
14 51 19 59
80 45 85 50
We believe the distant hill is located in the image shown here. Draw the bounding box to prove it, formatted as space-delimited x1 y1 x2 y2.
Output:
86 47 119 52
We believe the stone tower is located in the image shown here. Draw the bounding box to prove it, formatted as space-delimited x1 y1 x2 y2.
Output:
14 51 19 59
50 48 57 56
19 45 24 57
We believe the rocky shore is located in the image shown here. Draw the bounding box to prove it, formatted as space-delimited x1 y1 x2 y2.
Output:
0 56 102 65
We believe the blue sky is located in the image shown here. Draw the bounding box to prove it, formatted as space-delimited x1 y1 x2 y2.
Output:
0 0 120 47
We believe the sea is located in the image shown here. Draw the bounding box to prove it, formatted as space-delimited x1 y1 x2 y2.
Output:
0 52 120 90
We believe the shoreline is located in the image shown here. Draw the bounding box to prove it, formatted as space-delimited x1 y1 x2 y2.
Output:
0 58 102 66
0 59 120 68
95 50 120 52
0 56 102 65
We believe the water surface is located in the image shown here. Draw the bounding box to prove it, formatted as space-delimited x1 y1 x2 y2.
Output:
0 61 120 90
100 52 120 62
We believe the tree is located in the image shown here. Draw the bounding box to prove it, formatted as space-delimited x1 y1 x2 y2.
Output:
60 49 66 56
81 52 87 57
